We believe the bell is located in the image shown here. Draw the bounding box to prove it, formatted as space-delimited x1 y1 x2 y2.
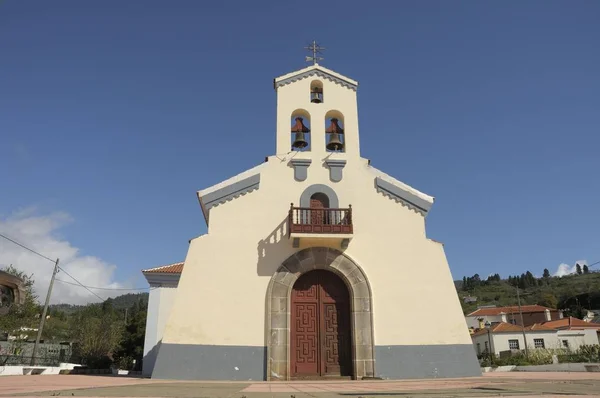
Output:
326 132 343 151
310 88 323 103
291 117 310 150
326 118 344 151
292 131 308 149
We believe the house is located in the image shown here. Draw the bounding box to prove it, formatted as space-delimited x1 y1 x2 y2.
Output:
471 321 599 356
142 56 479 381
0 270 26 316
465 305 564 329
582 310 600 323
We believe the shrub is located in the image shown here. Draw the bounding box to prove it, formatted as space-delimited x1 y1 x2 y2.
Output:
493 353 531 366
577 345 600 362
524 348 556 365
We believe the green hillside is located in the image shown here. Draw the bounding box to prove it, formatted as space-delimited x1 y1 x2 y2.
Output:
49 293 148 314
457 270 600 317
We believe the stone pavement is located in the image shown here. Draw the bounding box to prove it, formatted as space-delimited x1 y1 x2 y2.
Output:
0 372 599 397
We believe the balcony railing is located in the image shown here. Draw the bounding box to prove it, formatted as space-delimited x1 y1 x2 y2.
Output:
288 204 353 234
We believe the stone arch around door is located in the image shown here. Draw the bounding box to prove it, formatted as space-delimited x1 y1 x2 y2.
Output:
266 247 375 380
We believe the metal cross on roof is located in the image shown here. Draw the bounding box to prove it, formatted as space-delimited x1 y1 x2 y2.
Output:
305 40 325 65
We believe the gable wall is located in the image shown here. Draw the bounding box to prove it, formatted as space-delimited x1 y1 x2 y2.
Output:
161 157 469 348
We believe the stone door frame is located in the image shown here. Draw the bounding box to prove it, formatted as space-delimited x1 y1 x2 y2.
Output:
266 247 375 380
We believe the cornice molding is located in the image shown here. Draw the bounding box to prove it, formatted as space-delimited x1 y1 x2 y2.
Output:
143 272 181 287
374 177 432 216
275 70 357 91
199 174 260 222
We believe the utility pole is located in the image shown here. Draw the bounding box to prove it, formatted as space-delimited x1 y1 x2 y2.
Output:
516 286 529 357
30 258 60 366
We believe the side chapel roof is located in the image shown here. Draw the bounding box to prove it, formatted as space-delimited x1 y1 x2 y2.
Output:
142 262 184 274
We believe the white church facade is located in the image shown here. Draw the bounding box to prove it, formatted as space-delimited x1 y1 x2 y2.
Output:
142 61 480 381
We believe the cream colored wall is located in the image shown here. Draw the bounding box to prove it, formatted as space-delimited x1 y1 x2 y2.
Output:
162 154 471 347
276 77 359 157
161 66 471 348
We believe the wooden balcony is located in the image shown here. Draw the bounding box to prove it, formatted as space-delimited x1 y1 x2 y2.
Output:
288 204 353 249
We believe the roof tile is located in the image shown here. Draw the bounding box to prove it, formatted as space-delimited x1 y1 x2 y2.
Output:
468 305 557 317
142 262 184 274
542 317 600 330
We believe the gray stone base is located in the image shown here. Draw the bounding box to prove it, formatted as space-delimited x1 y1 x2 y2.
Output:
151 343 480 381
152 343 266 381
375 344 481 379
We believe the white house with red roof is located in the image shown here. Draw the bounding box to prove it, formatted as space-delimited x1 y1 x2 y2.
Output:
142 58 479 381
471 314 600 357
466 305 564 329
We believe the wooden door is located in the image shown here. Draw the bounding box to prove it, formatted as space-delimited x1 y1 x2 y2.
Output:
291 270 352 378
310 193 329 227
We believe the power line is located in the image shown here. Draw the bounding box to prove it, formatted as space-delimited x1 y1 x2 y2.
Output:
55 278 152 291
0 232 56 263
0 231 153 298
586 260 600 268
56 266 105 301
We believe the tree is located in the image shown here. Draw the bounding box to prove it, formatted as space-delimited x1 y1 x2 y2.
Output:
113 299 147 370
543 268 551 280
576 264 582 275
70 302 123 368
0 265 40 338
583 264 589 274
538 293 558 309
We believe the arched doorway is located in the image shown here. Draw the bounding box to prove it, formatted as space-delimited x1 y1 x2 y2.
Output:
291 269 352 378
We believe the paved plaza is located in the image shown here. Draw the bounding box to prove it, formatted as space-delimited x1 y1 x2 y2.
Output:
0 372 599 397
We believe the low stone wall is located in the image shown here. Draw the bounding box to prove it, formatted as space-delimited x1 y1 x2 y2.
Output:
481 365 516 373
514 363 600 372
0 363 79 376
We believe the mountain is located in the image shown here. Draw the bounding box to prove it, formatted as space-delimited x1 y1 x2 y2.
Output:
457 271 600 317
49 293 148 314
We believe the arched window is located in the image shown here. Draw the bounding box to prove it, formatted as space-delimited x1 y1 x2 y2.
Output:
291 109 311 151
310 80 324 103
325 110 345 152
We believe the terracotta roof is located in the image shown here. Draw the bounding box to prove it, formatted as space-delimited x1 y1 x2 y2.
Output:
471 322 556 337
142 262 184 274
542 317 600 330
468 305 557 317
527 323 556 331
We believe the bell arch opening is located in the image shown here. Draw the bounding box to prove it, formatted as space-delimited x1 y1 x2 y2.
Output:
266 247 375 381
291 109 311 151
310 80 324 103
325 110 345 153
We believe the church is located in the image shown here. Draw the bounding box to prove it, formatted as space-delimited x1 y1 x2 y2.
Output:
141 49 480 381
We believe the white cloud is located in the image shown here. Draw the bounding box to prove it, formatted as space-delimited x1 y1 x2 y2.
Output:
0 208 135 305
553 260 588 277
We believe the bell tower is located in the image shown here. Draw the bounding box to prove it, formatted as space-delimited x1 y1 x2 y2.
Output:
273 42 360 159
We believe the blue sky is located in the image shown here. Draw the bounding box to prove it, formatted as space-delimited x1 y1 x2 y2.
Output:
1 1 599 303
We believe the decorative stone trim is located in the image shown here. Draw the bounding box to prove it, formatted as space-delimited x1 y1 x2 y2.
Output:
142 272 181 288
275 70 357 91
290 159 312 182
266 247 375 381
299 184 339 208
374 177 432 215
325 159 346 182
199 174 260 222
